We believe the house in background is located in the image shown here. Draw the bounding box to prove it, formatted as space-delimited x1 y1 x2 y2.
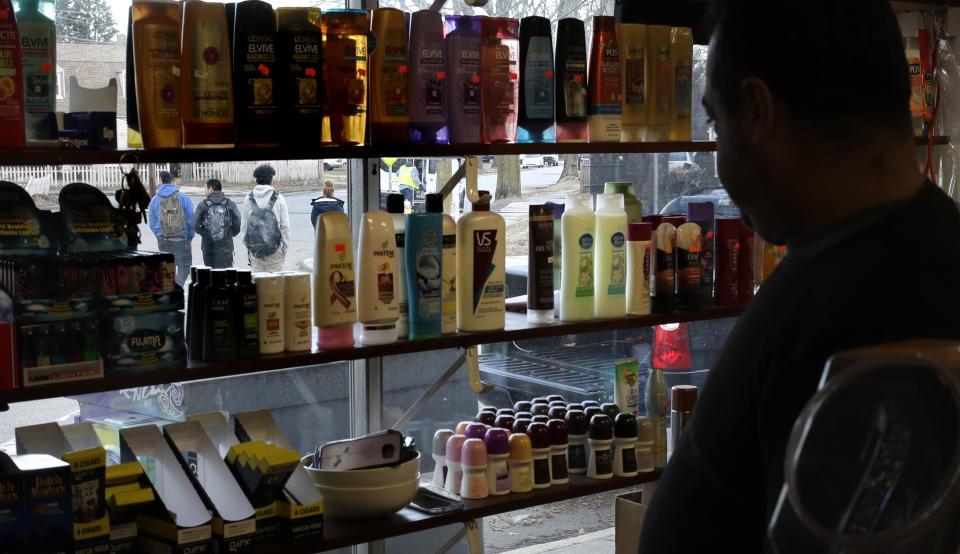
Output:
55 41 130 145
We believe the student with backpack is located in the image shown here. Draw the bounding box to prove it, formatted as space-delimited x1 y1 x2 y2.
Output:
192 178 242 269
241 164 291 272
148 171 195 286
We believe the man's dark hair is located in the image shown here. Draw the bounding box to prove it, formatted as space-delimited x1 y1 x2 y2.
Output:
253 164 276 185
159 171 174 184
706 0 912 138
206 178 222 192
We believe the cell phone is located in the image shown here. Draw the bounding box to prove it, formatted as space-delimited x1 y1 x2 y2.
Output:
315 430 404 470
409 484 464 514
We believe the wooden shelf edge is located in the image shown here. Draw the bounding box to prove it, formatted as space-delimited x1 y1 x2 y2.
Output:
274 470 662 553
0 305 745 406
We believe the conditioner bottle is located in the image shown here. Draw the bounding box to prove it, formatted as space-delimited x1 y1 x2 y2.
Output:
324 9 368 145
616 23 647 142
233 0 278 146
554 18 587 142
283 272 311 352
16 0 55 141
668 27 693 141
276 8 324 146
517 16 554 143
409 10 448 144
357 210 400 345
558 193 594 321
425 193 457 334
444 15 482 144
644 25 671 142
480 17 519 143
132 0 181 148
181 0 234 146
369 8 409 143
586 16 619 142
457 191 506 331
255 273 284 354
314 211 357 349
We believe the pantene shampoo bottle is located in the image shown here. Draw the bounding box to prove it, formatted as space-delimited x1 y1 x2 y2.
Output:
369 8 409 143
554 18 587 143
409 10 448 144
276 8 324 147
457 191 506 332
357 211 400 345
324 9 368 145
559 194 595 321
314 211 357 349
132 0 181 148
480 17 519 144
594 194 627 319
644 25 671 142
181 0 234 147
587 16 620 142
444 15 482 144
669 27 693 142
615 23 647 142
517 16 554 143
426 193 457 334
233 0 278 146
16 0 55 141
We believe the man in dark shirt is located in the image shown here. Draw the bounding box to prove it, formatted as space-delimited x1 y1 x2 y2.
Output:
640 1 960 552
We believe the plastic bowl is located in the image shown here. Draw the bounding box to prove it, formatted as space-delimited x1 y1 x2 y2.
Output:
300 451 421 488
313 477 420 519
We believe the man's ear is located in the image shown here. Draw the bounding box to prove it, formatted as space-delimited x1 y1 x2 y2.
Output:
739 77 776 145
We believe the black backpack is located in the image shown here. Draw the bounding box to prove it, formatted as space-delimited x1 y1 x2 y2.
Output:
243 191 281 257
201 197 232 242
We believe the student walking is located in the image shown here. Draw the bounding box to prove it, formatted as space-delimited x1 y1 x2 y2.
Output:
241 164 291 272
192 178 242 269
310 180 345 229
148 171 195 286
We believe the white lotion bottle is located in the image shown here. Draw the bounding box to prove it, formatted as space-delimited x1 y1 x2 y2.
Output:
254 273 284 354
559 193 595 321
626 222 653 315
386 194 409 338
313 211 357 349
426 193 457 334
456 191 506 331
594 193 627 318
357 210 400 345
282 272 312 352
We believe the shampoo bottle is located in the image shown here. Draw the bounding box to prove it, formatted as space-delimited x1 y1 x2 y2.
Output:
615 23 647 142
409 10 448 144
323 9 368 145
594 193 627 319
668 27 693 141
626 222 652 316
444 15 482 144
644 25 671 142
313 211 356 349
456 191 506 332
386 194 409 338
203 269 237 361
527 204 554 324
675 221 702 311
480 17 519 143
255 273 284 354
558 193 594 321
181 0 234 147
0 0 24 149
554 18 587 142
587 16 620 142
405 211 443 339
283 272 311 352
16 0 55 141
357 210 400 345
132 0 181 148
234 269 259 358
425 193 457 334
276 8 324 147
369 8 409 143
517 16 554 143
232 0 278 146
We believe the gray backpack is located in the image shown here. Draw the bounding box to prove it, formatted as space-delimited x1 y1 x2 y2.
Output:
159 192 187 237
202 198 231 242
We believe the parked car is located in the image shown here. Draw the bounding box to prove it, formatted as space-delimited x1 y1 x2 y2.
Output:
660 188 741 218
521 154 544 168
543 155 559 166
323 159 346 171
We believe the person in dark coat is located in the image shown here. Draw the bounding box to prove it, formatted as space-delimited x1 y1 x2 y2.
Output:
192 178 242 268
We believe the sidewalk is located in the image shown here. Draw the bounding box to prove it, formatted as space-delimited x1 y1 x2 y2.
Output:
500 527 615 554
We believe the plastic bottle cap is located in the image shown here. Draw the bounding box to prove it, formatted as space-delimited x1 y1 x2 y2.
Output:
531 404 550 416
636 417 654 443
445 434 467 463
672 385 699 412
461 438 487 467
359 322 397 345
529 204 552 218
601 403 620 419
686 201 714 222
455 421 472 434
484 428 510 455
546 395 565 403
627 222 652 242
614 413 638 438
476 411 496 426
547 419 568 445
547 406 567 421
472 190 491 212
512 418 532 434
526 422 551 449
236 270 253 285
434 429 454 456
596 193 624 211
479 406 498 413
663 215 686 228
566 403 584 412
211 269 228 286
716 217 741 236
531 415 550 424
508 433 533 460
515 411 533 420
581 400 600 408
494 415 515 430
584 406 602 420
514 401 533 413
588 414 613 440
425 193 443 213
642 214 663 231
464 423 488 440
565 193 592 212
386 193 405 214
548 400 566 408
532 397 549 405
565 409 588 435
317 325 354 349
496 408 516 417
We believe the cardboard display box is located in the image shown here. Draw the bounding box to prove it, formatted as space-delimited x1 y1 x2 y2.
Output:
0 452 73 553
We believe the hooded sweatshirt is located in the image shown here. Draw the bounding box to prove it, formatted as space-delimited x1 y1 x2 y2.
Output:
240 184 292 253
192 190 242 252
148 183 196 240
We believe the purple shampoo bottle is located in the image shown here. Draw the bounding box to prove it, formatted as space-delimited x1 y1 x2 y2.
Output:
444 15 482 144
409 10 448 144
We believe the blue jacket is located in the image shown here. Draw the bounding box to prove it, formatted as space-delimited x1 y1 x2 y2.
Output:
148 183 196 240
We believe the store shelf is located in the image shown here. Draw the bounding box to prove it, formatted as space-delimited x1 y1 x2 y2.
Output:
271 470 661 553
0 304 744 406
0 136 948 165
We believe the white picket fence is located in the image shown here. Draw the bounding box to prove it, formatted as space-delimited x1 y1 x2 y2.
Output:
0 164 127 192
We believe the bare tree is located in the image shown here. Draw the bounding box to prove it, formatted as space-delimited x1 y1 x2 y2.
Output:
557 153 579 183
493 155 521 206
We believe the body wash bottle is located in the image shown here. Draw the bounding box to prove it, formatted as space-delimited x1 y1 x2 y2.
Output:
587 16 620 142
615 23 647 142
203 270 237 361
357 210 400 345
425 194 457 334
444 15 482 144
233 0 278 146
559 193 595 321
457 191 506 331
594 194 627 318
132 0 181 148
554 18 587 143
517 16 554 143
323 9 368 145
409 10 448 144
369 8 409 143
405 211 443 339
669 27 693 141
181 0 234 147
276 8 324 147
480 17 519 144
313 211 357 349
16 0 55 141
